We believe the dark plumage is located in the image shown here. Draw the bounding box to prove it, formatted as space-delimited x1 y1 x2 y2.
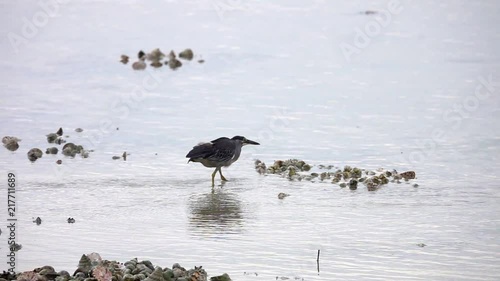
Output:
186 136 260 186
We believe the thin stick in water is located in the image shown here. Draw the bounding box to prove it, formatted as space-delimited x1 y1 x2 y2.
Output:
317 249 320 273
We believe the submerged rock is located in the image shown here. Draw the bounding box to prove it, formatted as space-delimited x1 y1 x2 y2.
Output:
75 128 84 133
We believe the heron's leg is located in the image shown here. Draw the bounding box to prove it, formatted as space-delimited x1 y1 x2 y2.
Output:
211 168 217 187
219 168 228 181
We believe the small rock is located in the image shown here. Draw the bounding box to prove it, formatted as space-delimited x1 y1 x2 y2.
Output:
112 156 121 160
302 164 311 171
75 128 83 133
179 48 194 60
81 150 89 158
278 192 289 199
3 136 21 144
62 147 76 157
67 217 75 223
56 160 62 165
123 151 127 161
56 127 63 136
46 147 58 154
120 55 129 64
10 242 22 252
146 48 165 62
46 133 58 143
33 217 42 225
141 260 155 271
417 243 426 247
339 182 347 188
210 273 231 281
27 148 43 162
348 179 358 190
413 183 419 188
3 139 20 151
197 59 205 64
132 60 147 70
150 61 163 68
122 274 134 281
168 50 176 60
168 58 182 70
400 171 416 180
138 50 146 60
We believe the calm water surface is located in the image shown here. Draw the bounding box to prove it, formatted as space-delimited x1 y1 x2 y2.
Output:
1 0 500 280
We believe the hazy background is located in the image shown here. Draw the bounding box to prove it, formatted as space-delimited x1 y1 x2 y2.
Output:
1 0 500 280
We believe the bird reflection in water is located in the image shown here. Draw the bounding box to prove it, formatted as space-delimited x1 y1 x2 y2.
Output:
188 187 245 236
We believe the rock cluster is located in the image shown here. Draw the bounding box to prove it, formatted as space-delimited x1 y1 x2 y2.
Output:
255 159 417 191
3 127 94 163
6 253 232 281
122 48 203 71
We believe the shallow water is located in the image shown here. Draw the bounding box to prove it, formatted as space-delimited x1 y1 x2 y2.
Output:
1 0 500 280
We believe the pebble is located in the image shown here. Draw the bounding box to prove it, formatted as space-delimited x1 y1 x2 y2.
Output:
278 192 289 199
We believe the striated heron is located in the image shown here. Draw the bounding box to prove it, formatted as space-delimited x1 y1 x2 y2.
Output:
186 136 260 186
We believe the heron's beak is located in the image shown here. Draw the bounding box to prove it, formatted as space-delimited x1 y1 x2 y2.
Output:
244 139 260 145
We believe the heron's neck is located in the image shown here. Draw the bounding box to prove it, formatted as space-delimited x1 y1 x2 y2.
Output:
232 143 242 162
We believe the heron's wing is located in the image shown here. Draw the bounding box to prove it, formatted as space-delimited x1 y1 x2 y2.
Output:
186 142 215 159
206 138 236 163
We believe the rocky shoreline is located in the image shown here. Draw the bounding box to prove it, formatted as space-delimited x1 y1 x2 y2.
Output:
255 159 417 192
1 254 231 281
